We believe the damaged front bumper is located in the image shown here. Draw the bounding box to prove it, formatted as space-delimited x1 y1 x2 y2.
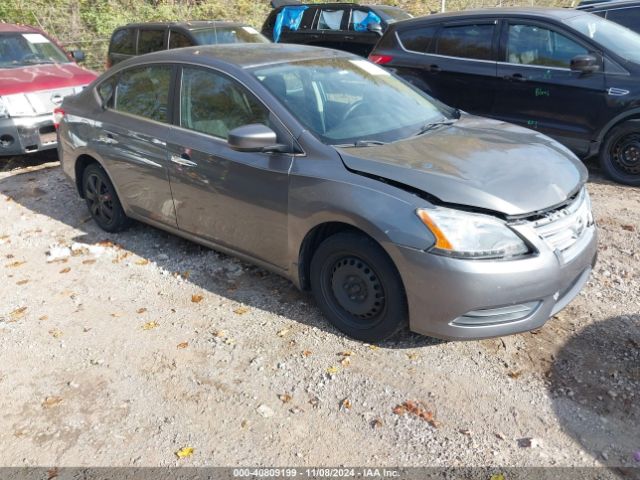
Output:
0 114 58 156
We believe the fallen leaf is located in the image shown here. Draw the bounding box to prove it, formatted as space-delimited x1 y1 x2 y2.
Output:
82 259 96 265
191 294 204 303
136 308 147 314
326 366 340 375
277 328 289 337
49 329 63 338
39 315 48 321
406 352 420 361
490 475 506 480
5 260 26 268
175 446 194 459
340 357 351 367
9 307 27 321
42 396 63 408
392 400 439 428
340 351 354 357
302 350 312 357
368 345 379 351
341 398 352 410
59 267 71 274
135 258 149 266
278 393 292 403
459 428 472 436
181 271 190 279
96 240 115 248
371 418 383 428
111 313 122 318
47 467 59 480
234 306 249 315
142 321 159 330
622 224 636 232
212 330 225 338
177 342 189 349
16 279 29 286
508 370 523 379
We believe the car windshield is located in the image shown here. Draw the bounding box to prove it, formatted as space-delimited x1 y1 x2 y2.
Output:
374 6 412 23
0 33 69 68
252 57 447 145
190 25 270 45
564 13 640 63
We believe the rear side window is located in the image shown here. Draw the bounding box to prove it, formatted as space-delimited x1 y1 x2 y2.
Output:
169 30 193 49
110 29 135 55
317 8 346 30
299 8 318 30
606 7 640 31
398 26 438 53
114 65 172 123
436 24 494 60
506 24 588 68
138 29 165 54
97 76 117 107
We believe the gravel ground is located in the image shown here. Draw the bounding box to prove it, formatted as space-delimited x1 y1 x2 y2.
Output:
0 153 638 470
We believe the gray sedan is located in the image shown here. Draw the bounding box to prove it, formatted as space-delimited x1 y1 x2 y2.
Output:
57 44 597 342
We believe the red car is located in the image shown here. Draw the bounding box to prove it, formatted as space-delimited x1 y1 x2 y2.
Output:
0 24 97 156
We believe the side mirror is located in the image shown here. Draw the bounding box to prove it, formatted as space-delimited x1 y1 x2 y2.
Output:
71 50 86 62
367 22 383 35
227 124 288 153
570 54 599 74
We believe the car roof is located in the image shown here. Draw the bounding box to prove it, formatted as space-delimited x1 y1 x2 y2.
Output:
395 7 589 26
577 0 640 10
0 23 42 34
126 43 350 69
118 20 251 30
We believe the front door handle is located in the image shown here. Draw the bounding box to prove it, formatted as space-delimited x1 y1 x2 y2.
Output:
310 34 320 40
170 154 197 167
505 73 527 82
344 35 354 40
429 64 441 73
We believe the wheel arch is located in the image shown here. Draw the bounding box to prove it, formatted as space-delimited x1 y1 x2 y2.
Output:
596 109 640 144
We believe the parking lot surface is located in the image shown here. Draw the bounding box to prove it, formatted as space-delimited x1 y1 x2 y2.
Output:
0 155 638 468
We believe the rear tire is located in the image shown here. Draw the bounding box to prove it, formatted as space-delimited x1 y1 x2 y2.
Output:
599 121 640 186
310 232 408 342
82 163 130 233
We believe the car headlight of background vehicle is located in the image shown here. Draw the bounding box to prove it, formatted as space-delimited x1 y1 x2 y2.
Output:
416 207 529 259
0 97 9 119
0 94 36 118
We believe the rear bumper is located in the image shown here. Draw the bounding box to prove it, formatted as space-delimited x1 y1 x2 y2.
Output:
395 225 598 340
0 115 57 156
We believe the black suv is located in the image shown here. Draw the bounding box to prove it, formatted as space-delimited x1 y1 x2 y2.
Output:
577 0 640 33
261 2 411 57
370 8 640 185
107 21 269 68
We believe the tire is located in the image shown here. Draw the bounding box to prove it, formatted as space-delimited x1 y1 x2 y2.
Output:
310 232 408 343
599 121 640 186
82 163 130 232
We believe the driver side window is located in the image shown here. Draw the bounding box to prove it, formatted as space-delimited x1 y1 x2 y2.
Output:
180 67 270 139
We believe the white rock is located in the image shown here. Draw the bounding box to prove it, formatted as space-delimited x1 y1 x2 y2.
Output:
256 404 274 418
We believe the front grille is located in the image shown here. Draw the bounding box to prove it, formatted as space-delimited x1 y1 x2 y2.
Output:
530 188 593 255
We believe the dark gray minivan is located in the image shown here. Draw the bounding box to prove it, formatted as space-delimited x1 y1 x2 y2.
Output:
57 44 597 343
106 21 269 68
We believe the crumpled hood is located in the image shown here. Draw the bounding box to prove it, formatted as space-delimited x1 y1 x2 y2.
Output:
337 115 587 216
0 63 97 96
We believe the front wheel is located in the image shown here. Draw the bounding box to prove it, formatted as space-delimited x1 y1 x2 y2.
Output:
82 163 130 232
310 232 408 342
599 121 640 186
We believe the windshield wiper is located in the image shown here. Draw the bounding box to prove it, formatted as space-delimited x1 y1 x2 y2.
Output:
414 118 458 137
333 140 388 148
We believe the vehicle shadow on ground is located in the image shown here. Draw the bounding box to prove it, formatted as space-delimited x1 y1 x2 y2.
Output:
0 162 443 349
548 314 640 474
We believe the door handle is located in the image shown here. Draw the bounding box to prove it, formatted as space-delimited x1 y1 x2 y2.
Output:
310 34 320 40
429 64 441 73
170 154 197 167
344 35 354 40
505 73 527 82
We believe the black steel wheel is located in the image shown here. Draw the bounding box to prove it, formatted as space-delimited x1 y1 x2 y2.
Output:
600 121 640 186
82 163 130 232
310 232 407 342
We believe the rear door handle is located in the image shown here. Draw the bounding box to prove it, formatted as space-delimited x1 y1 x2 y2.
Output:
505 73 527 82
170 154 197 167
310 34 320 40
429 64 441 73
344 35 354 40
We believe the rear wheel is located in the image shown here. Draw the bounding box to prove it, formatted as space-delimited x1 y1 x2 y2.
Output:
82 163 130 232
310 232 407 342
599 121 640 186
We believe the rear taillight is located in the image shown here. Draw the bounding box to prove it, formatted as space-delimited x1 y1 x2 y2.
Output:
368 54 393 65
53 108 65 129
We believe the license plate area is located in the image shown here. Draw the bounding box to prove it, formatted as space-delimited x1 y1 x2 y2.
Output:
39 125 57 145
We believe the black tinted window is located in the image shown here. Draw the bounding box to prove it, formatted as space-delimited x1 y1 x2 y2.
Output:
138 29 165 54
169 31 193 49
506 24 587 68
606 7 640 31
180 67 269 139
115 65 172 122
97 76 117 107
436 24 494 60
299 8 318 29
398 26 438 53
110 29 135 55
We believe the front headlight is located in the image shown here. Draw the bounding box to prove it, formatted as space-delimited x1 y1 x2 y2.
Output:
1 94 36 117
416 207 529 259
0 97 8 119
